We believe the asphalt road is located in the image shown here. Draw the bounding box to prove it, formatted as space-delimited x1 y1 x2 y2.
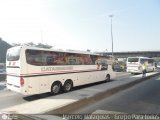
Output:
0 72 132 110
74 75 160 114
0 74 6 81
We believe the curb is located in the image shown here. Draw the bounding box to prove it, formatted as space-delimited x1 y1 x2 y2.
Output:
46 72 160 114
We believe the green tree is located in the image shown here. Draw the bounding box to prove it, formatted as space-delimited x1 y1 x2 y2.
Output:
12 42 53 49
36 43 52 49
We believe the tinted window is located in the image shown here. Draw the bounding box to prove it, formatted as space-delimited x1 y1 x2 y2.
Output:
26 50 45 66
26 49 97 66
140 58 154 64
140 59 147 64
128 58 139 62
148 59 154 63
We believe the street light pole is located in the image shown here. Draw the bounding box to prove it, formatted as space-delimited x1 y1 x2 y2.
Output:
109 14 114 56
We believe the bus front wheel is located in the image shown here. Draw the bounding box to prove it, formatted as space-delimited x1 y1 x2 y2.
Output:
63 80 73 92
105 74 110 82
51 82 61 95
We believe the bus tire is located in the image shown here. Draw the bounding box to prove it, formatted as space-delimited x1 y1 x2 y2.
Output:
105 74 110 82
51 82 61 95
63 80 73 92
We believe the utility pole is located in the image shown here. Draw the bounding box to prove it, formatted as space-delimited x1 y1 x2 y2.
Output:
40 30 43 44
109 14 114 56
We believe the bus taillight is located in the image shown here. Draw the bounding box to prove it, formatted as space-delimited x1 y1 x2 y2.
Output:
20 77 24 86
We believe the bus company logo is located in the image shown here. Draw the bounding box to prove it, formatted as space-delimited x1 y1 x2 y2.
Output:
1 113 8 120
1 112 18 120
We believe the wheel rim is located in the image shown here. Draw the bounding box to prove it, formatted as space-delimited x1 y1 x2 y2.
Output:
52 84 60 94
65 82 71 91
106 75 110 81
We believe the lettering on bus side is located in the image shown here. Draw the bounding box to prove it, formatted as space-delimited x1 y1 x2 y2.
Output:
41 66 73 72
41 67 55 72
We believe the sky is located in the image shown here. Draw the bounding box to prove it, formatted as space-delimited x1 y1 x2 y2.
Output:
0 0 160 52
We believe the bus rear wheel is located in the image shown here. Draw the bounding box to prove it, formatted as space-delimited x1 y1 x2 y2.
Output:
51 82 61 95
63 80 73 92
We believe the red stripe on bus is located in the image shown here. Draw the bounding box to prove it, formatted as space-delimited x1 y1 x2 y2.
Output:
7 69 99 76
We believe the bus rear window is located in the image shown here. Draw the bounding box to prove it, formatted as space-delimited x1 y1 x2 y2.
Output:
128 58 139 62
7 48 20 61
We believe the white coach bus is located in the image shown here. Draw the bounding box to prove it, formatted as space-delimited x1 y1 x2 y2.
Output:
126 57 155 74
6 46 114 95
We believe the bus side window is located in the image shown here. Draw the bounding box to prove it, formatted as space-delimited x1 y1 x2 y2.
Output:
26 49 45 66
68 58 76 65
47 56 54 65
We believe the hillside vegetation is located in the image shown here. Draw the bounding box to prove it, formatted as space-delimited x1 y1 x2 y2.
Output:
0 39 54 63
0 38 12 63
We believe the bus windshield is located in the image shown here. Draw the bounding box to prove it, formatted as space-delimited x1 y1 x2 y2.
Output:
128 58 139 62
7 47 21 61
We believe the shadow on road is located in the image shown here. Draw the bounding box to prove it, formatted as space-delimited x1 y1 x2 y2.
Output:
23 80 112 101
23 92 52 101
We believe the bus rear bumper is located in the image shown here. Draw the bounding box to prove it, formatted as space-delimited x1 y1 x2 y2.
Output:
127 69 142 74
6 83 29 95
7 83 40 96
7 83 21 92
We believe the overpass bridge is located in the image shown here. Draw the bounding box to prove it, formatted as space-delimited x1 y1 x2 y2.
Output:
100 50 160 58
